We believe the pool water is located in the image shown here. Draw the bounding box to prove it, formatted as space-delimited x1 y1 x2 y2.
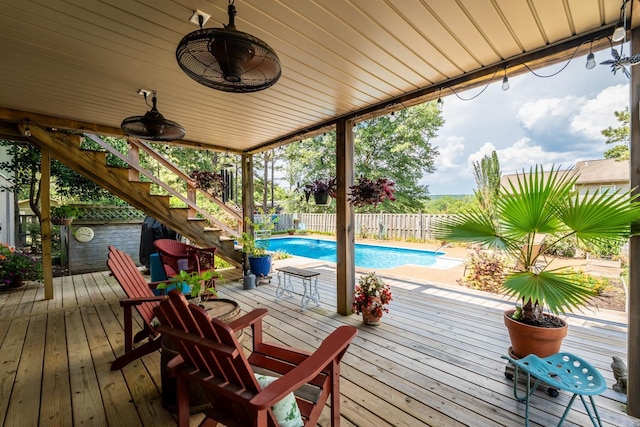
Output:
265 237 461 269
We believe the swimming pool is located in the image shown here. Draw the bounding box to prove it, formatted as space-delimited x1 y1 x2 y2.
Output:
265 237 461 269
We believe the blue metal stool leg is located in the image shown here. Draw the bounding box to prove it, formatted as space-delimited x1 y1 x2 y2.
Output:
511 363 543 427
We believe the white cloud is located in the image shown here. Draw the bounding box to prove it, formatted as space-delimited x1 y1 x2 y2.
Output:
517 96 582 130
467 142 497 166
570 84 628 139
434 136 465 171
502 138 564 172
467 138 569 175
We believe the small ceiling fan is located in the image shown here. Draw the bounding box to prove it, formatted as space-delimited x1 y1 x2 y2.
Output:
120 90 185 141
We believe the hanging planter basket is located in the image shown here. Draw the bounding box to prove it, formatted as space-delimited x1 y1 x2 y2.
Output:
313 191 331 206
52 217 74 226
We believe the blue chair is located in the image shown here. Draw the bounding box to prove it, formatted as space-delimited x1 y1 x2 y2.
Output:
502 352 607 427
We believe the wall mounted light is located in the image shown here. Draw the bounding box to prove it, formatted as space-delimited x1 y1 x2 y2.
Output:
501 68 510 91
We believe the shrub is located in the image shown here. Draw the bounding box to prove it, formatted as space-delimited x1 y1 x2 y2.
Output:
461 249 508 293
544 235 577 258
565 268 611 296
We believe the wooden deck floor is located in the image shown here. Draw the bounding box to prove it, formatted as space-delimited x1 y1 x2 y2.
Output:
0 257 638 426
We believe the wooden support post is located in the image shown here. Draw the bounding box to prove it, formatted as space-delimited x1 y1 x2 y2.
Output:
41 148 53 300
628 24 640 418
241 154 254 269
335 118 355 315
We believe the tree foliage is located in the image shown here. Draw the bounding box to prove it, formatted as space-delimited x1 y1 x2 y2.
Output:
602 108 629 160
472 150 501 216
282 103 443 212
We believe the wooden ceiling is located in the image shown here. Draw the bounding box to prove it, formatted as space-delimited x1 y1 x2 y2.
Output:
0 0 628 154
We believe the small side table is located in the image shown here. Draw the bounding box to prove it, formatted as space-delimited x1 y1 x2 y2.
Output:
275 266 321 311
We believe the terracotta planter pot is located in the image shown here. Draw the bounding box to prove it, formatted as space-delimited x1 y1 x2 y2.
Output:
503 309 568 358
361 296 383 326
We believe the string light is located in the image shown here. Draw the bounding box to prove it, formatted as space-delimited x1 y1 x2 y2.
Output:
585 40 596 69
612 0 628 42
501 68 510 91
436 88 444 110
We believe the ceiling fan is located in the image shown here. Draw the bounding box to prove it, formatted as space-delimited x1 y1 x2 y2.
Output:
120 90 186 141
176 0 281 93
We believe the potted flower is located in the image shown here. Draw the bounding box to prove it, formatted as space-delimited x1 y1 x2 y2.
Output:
189 170 226 197
302 178 337 205
433 165 640 358
240 215 277 278
51 204 80 225
349 177 396 207
287 229 296 235
351 271 393 325
0 243 43 288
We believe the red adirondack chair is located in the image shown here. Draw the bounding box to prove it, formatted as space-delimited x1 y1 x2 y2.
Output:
154 291 357 427
153 239 217 287
107 245 167 370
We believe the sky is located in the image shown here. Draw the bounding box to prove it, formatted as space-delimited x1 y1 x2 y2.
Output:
423 45 630 195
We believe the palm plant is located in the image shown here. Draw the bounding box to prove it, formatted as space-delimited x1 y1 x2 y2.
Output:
434 165 640 324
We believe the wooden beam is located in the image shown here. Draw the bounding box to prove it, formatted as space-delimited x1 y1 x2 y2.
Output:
335 118 355 315
627 20 640 419
0 108 242 154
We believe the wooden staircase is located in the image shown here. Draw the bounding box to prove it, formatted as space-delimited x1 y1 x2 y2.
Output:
26 123 243 267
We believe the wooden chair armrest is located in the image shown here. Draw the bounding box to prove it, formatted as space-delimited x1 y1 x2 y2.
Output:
226 308 268 332
250 325 357 409
165 353 186 376
119 296 165 307
148 279 173 290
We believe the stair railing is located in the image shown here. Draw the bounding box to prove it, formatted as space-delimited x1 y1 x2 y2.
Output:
85 133 241 237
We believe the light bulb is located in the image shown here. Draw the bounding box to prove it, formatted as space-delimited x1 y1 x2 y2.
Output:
613 25 626 42
502 75 510 91
585 52 596 69
24 127 31 137
436 97 444 110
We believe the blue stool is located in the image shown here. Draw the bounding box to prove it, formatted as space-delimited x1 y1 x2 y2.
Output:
502 352 606 426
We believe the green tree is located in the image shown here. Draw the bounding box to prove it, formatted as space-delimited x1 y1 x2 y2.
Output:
602 108 629 160
472 150 501 216
283 103 443 212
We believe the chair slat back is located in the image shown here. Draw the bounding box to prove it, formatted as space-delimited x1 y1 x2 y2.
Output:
154 291 262 400
107 245 157 325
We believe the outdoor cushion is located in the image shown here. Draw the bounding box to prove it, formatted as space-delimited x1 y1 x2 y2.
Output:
253 373 303 427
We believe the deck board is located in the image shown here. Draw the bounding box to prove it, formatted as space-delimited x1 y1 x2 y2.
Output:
0 259 637 426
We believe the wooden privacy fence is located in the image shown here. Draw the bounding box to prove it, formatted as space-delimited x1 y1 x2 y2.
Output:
256 213 451 241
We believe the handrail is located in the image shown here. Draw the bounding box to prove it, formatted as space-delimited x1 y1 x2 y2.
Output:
128 138 243 223
84 133 239 237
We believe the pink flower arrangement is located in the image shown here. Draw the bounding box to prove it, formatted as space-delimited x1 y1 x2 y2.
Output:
0 243 42 286
351 272 393 318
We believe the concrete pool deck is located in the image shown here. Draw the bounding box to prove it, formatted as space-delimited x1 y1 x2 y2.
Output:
291 234 622 288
